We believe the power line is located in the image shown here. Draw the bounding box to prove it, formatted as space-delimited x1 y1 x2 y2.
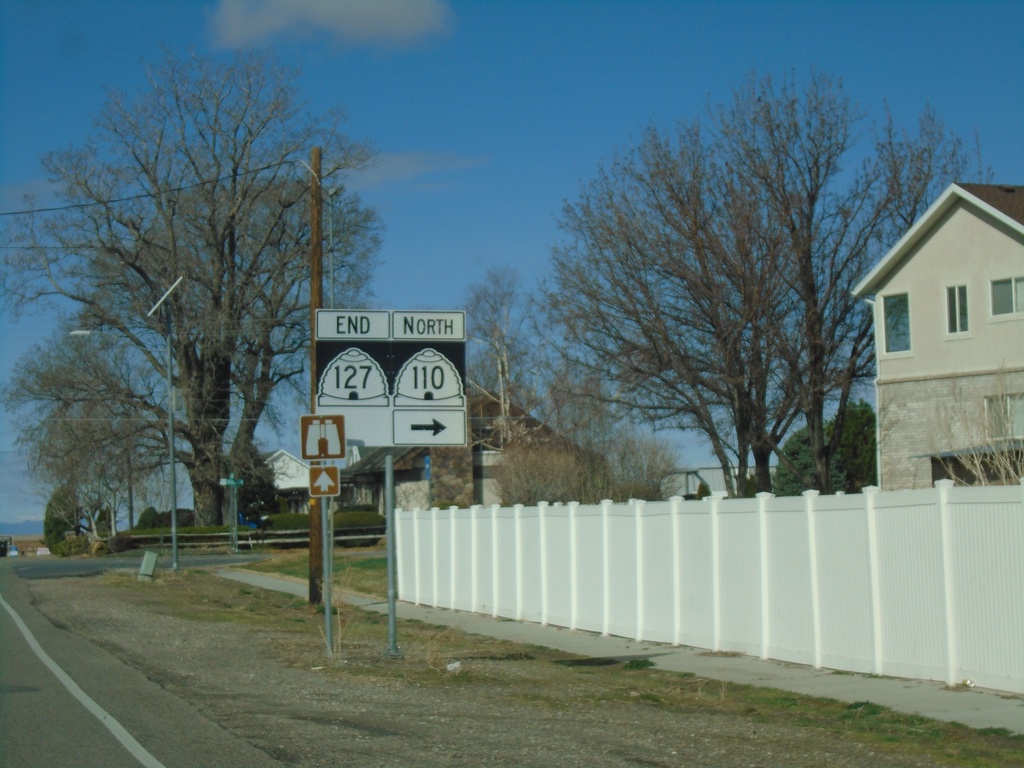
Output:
0 160 304 218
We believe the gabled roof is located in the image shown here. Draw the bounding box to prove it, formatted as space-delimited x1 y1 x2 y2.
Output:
959 184 1024 226
853 183 1024 297
267 449 309 491
338 447 424 480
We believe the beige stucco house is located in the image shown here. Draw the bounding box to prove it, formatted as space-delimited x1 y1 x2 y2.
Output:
854 183 1024 489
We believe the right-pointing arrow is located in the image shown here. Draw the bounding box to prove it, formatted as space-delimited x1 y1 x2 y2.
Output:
411 419 446 436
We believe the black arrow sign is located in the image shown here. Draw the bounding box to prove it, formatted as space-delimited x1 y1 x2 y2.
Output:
411 419 447 436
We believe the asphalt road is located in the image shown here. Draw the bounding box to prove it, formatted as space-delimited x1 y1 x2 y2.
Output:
0 555 277 768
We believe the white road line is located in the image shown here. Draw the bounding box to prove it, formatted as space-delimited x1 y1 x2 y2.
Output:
0 588 167 768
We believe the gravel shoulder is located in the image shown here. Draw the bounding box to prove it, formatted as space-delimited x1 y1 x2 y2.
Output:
23 568 1008 767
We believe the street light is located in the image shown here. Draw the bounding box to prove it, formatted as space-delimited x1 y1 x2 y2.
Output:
148 276 184 571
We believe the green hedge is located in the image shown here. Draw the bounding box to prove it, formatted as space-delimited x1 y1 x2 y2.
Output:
130 525 230 536
266 512 310 530
264 509 385 547
335 509 386 547
119 510 385 549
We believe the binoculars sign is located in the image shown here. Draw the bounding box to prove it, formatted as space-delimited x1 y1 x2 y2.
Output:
300 415 346 460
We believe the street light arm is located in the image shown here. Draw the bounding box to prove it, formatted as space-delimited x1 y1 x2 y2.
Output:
147 276 184 318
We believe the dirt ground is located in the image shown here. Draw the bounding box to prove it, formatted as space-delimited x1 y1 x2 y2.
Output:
23 568 988 768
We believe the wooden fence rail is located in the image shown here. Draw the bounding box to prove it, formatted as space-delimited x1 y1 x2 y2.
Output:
126 526 386 550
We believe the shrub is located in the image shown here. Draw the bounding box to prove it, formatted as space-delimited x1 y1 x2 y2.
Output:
134 509 194 529
53 536 90 557
130 525 229 536
429 500 460 510
107 533 135 553
135 507 165 529
335 509 385 548
266 512 310 530
90 540 109 556
342 504 378 514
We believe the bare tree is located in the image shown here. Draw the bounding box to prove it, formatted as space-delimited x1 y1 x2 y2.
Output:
465 267 543 448
495 438 603 505
933 375 1024 486
722 74 971 493
2 50 380 524
609 431 679 501
550 71 972 494
5 331 166 531
495 424 678 505
550 118 795 495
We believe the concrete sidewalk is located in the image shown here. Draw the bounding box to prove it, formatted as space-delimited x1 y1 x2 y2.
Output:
217 569 1024 735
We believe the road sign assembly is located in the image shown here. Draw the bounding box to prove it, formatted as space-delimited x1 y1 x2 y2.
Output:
314 309 467 447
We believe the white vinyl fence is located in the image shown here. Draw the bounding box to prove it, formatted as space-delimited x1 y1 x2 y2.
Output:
395 480 1024 694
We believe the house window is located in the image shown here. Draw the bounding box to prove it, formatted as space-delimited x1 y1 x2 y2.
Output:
985 393 1024 440
991 277 1024 315
946 285 969 333
882 293 910 353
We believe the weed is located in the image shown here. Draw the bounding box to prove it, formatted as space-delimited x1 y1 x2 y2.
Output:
846 700 888 717
623 658 655 671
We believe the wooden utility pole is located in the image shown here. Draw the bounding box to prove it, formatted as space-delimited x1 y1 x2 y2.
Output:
308 146 324 605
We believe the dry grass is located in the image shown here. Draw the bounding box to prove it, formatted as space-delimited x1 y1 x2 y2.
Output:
72 551 1024 767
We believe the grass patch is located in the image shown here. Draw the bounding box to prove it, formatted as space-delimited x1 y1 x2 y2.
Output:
109 555 1024 767
242 548 387 596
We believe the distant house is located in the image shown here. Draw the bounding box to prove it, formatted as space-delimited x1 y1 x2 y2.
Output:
338 444 488 512
267 449 311 514
335 392 542 512
853 183 1024 489
665 466 732 498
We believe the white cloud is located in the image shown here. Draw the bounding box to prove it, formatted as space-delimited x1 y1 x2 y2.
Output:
210 0 455 49
348 151 488 191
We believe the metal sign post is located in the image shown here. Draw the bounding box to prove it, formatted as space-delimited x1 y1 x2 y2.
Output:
219 474 244 553
322 497 334 658
299 417 344 659
385 452 402 658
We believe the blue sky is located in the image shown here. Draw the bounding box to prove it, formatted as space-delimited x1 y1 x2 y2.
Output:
2 0 1023 527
